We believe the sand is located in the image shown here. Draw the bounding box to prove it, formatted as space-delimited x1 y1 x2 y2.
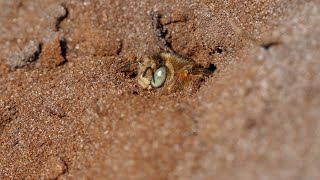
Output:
1 0 319 179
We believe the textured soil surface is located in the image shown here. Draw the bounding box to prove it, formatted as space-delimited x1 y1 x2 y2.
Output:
1 0 319 179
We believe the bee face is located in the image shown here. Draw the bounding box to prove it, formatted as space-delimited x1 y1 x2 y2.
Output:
119 11 214 94
135 52 209 93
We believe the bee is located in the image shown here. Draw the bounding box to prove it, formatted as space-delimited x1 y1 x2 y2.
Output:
119 11 214 93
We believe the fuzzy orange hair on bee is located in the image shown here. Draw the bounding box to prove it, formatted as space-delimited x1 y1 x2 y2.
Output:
119 51 213 94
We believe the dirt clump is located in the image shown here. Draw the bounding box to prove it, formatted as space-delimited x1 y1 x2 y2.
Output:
39 38 67 68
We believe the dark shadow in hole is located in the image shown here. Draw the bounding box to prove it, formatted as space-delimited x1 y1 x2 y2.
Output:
59 38 68 62
209 46 224 55
215 46 223 54
132 90 139 95
128 72 137 78
32 43 42 63
207 63 217 72
260 41 281 50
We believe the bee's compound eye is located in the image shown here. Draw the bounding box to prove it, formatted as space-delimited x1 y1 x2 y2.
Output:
151 66 166 88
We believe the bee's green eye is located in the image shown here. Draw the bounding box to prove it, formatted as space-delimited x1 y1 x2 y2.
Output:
151 66 166 88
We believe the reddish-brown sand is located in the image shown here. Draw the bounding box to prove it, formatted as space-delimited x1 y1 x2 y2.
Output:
1 0 319 179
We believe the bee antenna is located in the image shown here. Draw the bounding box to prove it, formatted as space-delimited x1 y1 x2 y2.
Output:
117 62 139 72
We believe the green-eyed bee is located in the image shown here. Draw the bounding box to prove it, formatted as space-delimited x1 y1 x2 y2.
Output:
119 10 214 93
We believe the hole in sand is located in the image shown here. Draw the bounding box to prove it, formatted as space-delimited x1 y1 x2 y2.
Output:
207 63 217 72
209 46 224 55
260 41 281 50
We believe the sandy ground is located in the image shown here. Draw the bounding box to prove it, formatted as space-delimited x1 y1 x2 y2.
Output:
0 0 319 179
